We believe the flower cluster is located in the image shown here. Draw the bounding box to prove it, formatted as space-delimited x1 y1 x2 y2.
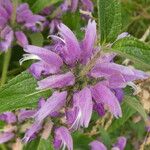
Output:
0 0 45 52
18 20 148 149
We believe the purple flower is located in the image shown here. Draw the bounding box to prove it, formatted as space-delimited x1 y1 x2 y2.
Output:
37 71 75 90
80 20 97 64
0 26 14 52
112 137 127 150
70 0 79 12
34 91 67 123
81 0 94 12
0 132 14 144
93 102 105 116
0 112 16 124
57 23 81 66
89 140 107 150
91 82 122 118
20 45 63 79
91 61 149 89
18 110 36 122
54 126 73 150
15 31 28 47
23 122 42 143
66 87 93 129
16 3 45 32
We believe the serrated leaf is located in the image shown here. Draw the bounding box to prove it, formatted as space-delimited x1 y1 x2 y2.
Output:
31 0 61 13
29 33 44 47
108 101 136 133
0 71 51 113
73 132 93 150
97 0 122 44
124 95 148 121
112 37 150 68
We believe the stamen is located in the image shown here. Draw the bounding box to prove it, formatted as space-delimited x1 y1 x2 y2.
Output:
47 35 66 44
19 54 41 65
127 82 140 95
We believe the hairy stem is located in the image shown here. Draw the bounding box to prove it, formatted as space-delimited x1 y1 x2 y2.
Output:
1 0 18 86
1 49 12 85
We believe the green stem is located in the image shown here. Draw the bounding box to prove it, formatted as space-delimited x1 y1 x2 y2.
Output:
1 49 12 85
0 144 7 150
1 0 18 86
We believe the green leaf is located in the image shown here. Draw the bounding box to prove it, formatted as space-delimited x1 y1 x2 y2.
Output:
112 37 150 68
97 0 122 44
99 127 112 148
37 138 54 150
0 71 51 113
124 95 148 121
73 132 93 150
108 100 136 133
29 33 44 47
31 0 61 13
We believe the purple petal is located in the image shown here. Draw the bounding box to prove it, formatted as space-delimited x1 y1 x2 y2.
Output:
28 61 60 79
81 0 94 12
70 0 79 12
89 140 107 150
37 72 75 90
0 0 13 17
113 88 124 103
15 31 28 47
24 45 63 70
23 122 42 143
0 112 16 124
91 62 149 83
54 126 73 150
18 109 36 122
58 23 81 65
0 132 14 144
113 137 127 150
91 83 122 118
93 102 105 116
80 20 96 64
67 87 93 129
34 91 67 123
0 26 13 52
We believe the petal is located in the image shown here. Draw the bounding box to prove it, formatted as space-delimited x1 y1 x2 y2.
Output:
23 122 42 143
0 112 16 124
89 140 107 150
72 87 93 128
58 23 81 65
0 132 14 144
113 137 127 150
54 126 73 150
81 0 94 12
15 31 28 47
91 83 122 118
24 45 63 69
70 0 79 12
28 61 60 79
37 71 75 90
34 91 67 123
80 20 96 64
113 88 124 103
91 62 149 82
18 110 36 122
93 102 105 116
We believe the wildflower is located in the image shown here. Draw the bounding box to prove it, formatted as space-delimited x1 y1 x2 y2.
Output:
54 126 73 150
0 132 14 144
66 87 93 130
112 137 127 150
89 140 107 150
0 112 16 124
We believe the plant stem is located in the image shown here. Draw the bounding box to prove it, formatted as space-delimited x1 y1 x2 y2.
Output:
1 0 18 86
1 49 12 85
140 26 150 42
